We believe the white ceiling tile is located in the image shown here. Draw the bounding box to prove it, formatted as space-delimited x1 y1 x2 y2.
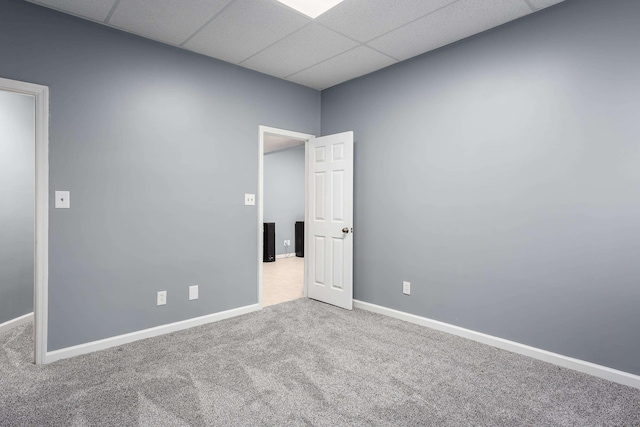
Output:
184 0 310 65
287 46 396 90
368 0 532 62
241 23 358 78
527 0 565 10
109 0 233 46
31 0 117 22
317 0 457 42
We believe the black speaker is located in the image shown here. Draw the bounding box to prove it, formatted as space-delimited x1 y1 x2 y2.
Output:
263 222 275 262
295 221 304 257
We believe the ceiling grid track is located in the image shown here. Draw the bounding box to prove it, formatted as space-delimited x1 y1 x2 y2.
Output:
364 0 463 46
238 22 313 66
104 0 122 24
284 45 362 79
522 0 538 12
179 0 241 47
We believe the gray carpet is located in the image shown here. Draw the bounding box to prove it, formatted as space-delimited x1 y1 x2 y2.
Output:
1 299 639 426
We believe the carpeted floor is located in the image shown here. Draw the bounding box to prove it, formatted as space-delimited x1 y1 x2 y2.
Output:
1 299 639 426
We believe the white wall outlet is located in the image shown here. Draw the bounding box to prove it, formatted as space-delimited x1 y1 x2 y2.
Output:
157 291 167 306
403 281 411 295
284 240 290 246
244 193 255 205
189 285 199 301
55 191 70 209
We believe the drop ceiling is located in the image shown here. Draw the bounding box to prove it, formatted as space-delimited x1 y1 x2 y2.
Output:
26 0 565 90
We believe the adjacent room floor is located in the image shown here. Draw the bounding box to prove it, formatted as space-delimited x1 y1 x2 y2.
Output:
263 256 304 307
1 299 638 426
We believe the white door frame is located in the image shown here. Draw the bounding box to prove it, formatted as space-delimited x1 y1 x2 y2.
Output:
258 126 315 308
0 77 49 365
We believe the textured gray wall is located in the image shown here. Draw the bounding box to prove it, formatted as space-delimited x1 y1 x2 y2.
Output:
322 0 640 375
264 146 305 256
0 0 320 350
0 91 35 325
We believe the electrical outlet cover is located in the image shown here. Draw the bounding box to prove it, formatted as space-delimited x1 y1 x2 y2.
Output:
189 285 199 301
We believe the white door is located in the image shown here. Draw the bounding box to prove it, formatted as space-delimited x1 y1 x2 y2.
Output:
307 131 353 310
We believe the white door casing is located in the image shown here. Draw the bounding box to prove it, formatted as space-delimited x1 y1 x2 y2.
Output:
258 126 314 308
307 131 354 310
0 77 49 364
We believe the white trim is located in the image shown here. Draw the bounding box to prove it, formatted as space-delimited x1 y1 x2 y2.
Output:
353 300 640 390
303 141 309 299
0 312 34 335
258 126 314 309
45 303 260 363
0 77 49 365
276 253 297 259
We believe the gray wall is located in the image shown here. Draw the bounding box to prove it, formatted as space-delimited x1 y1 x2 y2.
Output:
264 146 305 256
322 0 640 375
0 90 35 325
0 0 320 350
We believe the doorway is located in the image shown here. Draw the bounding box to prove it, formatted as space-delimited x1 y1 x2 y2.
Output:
258 126 314 308
0 77 49 364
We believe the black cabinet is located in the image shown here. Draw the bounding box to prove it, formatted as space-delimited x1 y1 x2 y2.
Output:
263 222 275 262
295 221 304 257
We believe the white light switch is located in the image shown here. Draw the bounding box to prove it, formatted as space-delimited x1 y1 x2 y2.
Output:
245 194 255 205
55 191 70 209
157 291 167 306
403 281 411 295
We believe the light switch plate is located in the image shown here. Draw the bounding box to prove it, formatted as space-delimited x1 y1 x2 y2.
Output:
245 194 255 205
55 191 70 209
403 281 411 295
189 285 199 301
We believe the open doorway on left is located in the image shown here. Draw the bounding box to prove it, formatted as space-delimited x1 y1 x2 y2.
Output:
0 89 35 359
0 77 49 365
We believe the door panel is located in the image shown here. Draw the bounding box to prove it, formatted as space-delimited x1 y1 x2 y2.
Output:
307 131 353 310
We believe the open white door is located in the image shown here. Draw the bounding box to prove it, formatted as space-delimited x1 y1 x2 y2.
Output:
307 131 354 310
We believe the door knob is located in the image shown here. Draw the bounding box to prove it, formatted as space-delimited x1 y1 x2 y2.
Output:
342 227 350 233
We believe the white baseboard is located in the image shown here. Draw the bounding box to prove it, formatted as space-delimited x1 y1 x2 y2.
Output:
45 304 261 364
0 312 34 335
276 253 297 259
353 300 640 390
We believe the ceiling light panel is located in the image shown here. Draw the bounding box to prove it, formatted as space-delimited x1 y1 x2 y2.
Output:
275 0 344 19
109 0 233 46
241 23 357 78
184 0 310 64
287 46 396 90
317 0 457 43
368 0 531 61
31 0 117 22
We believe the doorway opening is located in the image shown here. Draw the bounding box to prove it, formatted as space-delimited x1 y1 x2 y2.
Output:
258 126 314 308
0 77 49 364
